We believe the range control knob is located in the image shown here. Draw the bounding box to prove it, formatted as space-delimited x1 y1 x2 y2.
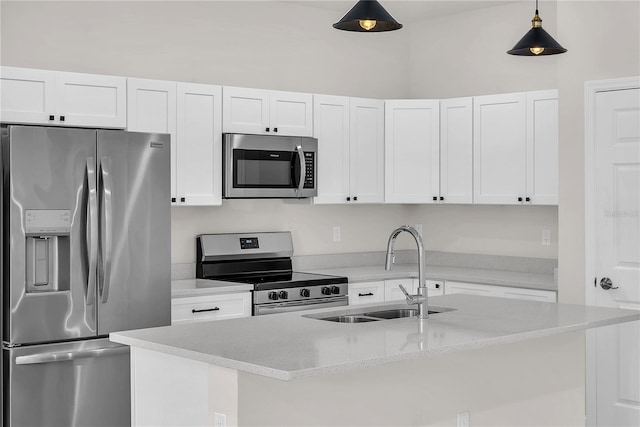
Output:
278 290 289 300
321 287 331 296
330 286 341 295
268 291 278 300
300 288 310 297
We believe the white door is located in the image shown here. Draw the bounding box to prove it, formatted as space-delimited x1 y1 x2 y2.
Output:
55 71 127 128
313 95 351 204
269 90 313 137
587 81 640 426
526 90 558 205
350 98 384 203
222 86 269 135
127 78 177 202
440 97 473 204
0 66 57 125
384 100 440 204
176 82 222 206
473 93 526 205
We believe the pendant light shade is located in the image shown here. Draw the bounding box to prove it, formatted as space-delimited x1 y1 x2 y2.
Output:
507 0 566 56
333 0 402 32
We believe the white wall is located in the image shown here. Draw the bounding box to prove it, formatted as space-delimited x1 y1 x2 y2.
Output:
0 1 561 264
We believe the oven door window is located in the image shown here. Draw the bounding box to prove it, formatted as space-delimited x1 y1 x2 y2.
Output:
233 149 300 188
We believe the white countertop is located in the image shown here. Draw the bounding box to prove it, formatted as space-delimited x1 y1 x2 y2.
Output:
306 264 557 291
111 294 637 381
171 279 253 298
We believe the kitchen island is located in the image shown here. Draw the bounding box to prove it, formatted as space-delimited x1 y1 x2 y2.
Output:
111 294 639 427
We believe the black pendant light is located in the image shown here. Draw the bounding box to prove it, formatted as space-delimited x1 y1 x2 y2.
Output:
507 0 566 56
333 0 403 32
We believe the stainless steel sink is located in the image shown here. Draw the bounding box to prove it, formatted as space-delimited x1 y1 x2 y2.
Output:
307 305 456 323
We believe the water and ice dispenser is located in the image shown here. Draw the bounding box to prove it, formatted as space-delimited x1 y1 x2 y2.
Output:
25 210 71 293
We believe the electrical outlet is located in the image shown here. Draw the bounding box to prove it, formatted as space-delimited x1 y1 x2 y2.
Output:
214 412 227 427
414 224 423 236
542 229 551 246
333 226 341 242
457 411 470 427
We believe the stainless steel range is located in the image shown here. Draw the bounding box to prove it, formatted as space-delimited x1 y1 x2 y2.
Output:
196 232 348 315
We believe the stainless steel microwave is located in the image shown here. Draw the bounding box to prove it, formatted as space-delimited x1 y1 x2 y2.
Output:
223 133 318 199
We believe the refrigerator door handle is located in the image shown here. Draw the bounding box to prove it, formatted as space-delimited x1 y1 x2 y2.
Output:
86 158 98 306
14 346 129 365
99 156 113 304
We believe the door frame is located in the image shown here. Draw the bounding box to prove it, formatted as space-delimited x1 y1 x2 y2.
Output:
584 75 640 426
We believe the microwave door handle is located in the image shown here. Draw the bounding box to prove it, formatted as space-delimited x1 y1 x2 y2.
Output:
295 144 305 196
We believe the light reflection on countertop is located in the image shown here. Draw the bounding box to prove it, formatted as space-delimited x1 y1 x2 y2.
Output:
111 294 638 381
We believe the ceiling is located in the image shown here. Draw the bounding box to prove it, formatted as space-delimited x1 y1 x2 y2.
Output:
295 0 521 24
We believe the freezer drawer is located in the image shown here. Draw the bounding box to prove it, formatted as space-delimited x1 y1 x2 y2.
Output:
3 338 130 427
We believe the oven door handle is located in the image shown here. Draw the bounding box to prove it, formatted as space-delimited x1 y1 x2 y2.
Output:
254 296 348 315
295 144 305 197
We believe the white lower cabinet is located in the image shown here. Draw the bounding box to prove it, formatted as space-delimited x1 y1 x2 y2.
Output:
348 281 385 306
444 281 556 302
171 292 251 325
350 278 445 305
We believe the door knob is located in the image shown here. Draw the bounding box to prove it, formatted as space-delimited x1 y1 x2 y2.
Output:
599 277 619 290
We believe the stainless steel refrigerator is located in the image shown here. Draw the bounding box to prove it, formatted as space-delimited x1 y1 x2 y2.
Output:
1 125 171 427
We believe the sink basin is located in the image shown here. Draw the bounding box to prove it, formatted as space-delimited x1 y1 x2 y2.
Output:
321 315 380 323
307 305 456 323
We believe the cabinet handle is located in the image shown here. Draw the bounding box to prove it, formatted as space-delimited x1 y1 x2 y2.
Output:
525 197 531 202
49 115 55 121
433 196 437 201
59 116 65 122
353 196 358 201
435 284 440 289
265 127 270 132
347 197 351 201
192 307 220 313
518 197 523 202
171 197 176 203
358 292 374 297
439 196 444 201
180 197 186 202
273 127 278 133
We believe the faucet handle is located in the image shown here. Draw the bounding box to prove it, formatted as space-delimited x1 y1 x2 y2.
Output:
398 284 414 304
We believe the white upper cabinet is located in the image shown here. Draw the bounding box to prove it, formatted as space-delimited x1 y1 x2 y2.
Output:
350 98 385 203
313 95 351 204
175 82 223 206
473 92 527 204
473 90 558 205
526 90 558 205
314 96 384 204
384 99 440 203
1 66 126 128
440 97 473 204
222 86 312 136
127 78 222 206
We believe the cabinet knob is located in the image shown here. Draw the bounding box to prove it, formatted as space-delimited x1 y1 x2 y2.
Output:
180 197 186 203
433 196 437 201
346 197 351 201
439 196 444 201
265 127 270 132
171 197 176 203
59 116 65 122
353 196 358 201
49 115 55 121
435 283 440 289
518 197 523 202
525 197 531 202
273 127 278 133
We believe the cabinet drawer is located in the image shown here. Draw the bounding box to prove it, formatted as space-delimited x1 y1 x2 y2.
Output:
171 292 251 324
348 281 385 305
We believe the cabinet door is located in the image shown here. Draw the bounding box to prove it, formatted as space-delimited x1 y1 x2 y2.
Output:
270 90 313 137
127 78 177 202
0 66 57 125
385 100 440 204
440 97 473 204
171 292 251 325
175 83 223 206
55 71 126 128
349 281 385 305
350 98 385 203
526 90 558 205
473 93 526 204
384 278 417 301
313 95 351 204
222 86 269 134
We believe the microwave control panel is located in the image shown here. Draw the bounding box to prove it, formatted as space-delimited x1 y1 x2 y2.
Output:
304 152 315 189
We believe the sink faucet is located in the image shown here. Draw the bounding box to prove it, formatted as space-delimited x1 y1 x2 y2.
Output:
384 225 428 319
